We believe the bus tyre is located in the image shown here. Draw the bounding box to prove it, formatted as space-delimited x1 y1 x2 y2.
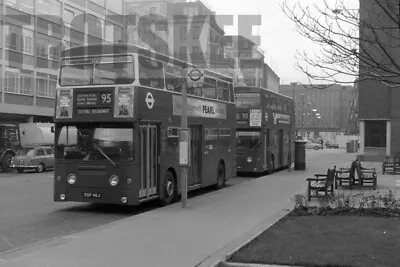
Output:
215 163 226 189
160 170 176 206
1 153 13 173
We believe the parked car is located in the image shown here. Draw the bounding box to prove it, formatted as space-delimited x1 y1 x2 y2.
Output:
11 146 54 173
305 140 323 150
326 142 339 149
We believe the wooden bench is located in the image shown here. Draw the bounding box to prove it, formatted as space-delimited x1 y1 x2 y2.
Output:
382 161 400 174
335 168 352 189
307 167 336 201
359 168 377 190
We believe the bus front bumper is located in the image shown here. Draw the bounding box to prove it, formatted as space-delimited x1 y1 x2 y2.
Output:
54 186 140 206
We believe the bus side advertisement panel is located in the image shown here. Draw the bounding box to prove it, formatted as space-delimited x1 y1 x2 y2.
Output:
172 95 227 119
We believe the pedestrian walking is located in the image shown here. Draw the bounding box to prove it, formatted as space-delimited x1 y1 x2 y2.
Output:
320 139 324 149
349 158 364 185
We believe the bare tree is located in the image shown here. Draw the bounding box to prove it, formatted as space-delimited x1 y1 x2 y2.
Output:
282 0 400 88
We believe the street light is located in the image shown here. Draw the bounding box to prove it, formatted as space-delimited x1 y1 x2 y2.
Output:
312 108 317 112
289 82 298 171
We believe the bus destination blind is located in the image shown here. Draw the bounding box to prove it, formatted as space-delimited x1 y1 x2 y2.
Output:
76 91 113 115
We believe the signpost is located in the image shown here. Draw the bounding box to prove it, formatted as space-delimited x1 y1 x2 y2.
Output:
179 67 204 208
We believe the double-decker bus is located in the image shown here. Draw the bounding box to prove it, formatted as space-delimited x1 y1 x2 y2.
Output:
53 43 236 206
235 86 295 175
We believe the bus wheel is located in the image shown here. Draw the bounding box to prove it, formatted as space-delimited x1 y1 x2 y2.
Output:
215 162 226 189
1 153 13 173
160 170 177 206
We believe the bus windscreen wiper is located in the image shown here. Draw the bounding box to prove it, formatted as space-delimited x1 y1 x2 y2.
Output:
96 146 118 167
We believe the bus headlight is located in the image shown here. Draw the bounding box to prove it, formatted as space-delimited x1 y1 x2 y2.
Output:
247 157 252 163
127 178 132 184
60 194 66 200
121 197 128 204
109 175 119 187
67 174 76 185
56 176 62 182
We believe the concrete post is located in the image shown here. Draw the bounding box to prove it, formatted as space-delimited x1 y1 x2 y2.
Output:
359 120 365 155
386 120 391 156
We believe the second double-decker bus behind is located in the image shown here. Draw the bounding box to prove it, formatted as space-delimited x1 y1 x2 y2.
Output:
235 86 295 175
53 43 236 206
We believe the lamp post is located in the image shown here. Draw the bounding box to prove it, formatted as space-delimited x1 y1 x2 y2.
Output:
289 82 298 172
290 82 298 138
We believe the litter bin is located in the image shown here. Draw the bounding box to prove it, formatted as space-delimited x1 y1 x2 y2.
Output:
346 141 352 153
294 140 307 170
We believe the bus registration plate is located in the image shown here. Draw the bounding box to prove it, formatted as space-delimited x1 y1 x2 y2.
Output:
83 192 102 199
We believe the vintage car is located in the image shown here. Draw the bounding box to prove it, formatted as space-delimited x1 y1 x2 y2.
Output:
11 146 54 173
305 140 323 150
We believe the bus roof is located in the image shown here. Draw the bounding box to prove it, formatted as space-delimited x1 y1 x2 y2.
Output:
234 85 293 100
61 43 233 83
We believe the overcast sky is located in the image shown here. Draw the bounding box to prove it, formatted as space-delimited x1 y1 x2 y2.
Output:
205 0 359 85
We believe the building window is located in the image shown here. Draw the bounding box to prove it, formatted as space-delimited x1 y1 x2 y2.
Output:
180 27 187 40
36 37 49 58
20 70 34 95
5 70 18 93
36 73 48 97
49 39 60 60
179 46 187 61
4 68 33 95
193 26 201 39
49 75 57 98
20 30 34 54
5 25 20 51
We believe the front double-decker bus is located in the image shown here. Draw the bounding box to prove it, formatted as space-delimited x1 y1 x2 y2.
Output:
53 43 237 206
235 86 294 175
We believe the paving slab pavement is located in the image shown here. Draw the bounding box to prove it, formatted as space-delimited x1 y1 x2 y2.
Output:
0 151 356 267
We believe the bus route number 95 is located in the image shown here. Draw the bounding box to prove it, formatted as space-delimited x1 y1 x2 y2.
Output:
101 93 112 104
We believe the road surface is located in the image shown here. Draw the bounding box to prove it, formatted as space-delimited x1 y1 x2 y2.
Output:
0 149 344 255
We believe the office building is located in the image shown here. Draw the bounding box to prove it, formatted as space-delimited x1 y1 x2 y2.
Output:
0 0 125 123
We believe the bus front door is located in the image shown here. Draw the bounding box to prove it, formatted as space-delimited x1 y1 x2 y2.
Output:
139 124 160 199
189 126 201 187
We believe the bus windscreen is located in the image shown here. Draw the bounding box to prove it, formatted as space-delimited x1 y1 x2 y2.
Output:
60 56 135 86
236 131 261 150
55 123 134 162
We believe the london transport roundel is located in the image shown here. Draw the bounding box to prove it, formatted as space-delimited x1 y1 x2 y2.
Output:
145 92 155 109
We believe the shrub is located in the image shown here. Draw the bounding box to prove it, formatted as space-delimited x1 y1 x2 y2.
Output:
291 190 400 217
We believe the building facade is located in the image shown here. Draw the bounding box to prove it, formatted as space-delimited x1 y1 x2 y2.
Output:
279 84 353 132
0 0 125 123
224 35 280 92
125 0 234 77
358 0 400 161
